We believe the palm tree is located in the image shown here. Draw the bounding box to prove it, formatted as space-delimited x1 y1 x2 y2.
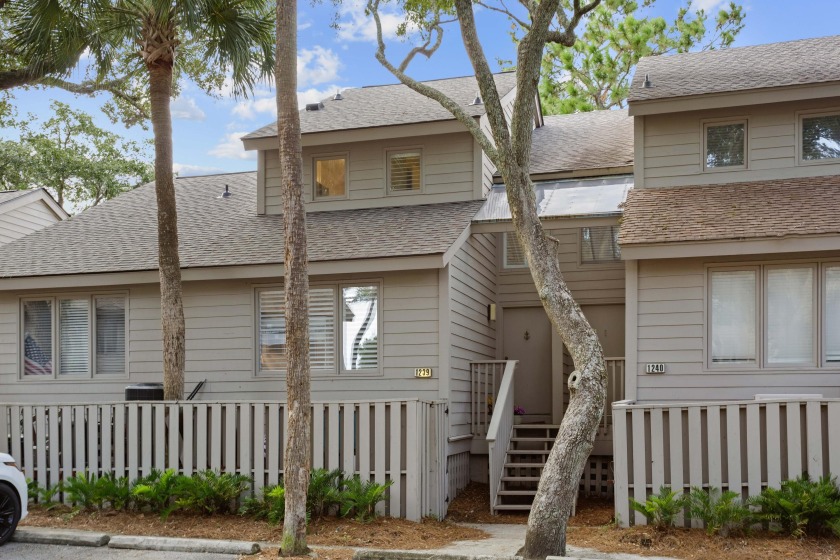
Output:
10 0 273 399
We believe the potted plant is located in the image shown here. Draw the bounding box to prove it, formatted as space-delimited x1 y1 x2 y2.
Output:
513 405 526 424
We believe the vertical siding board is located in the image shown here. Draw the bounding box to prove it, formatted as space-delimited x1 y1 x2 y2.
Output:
631 408 647 525
240 403 252 479
359 404 371 482
726 404 742 497
61 406 73 502
787 402 802 477
182 404 194 475
35 407 46 486
828 402 840 477
328 404 340 470
343 403 355 476
253 404 265 490
73 405 86 475
127 404 139 481
114 405 126 479
389 402 402 517
196 404 208 471
612 405 630 527
806 400 823 476
210 404 222 472
168 404 179 472
668 407 684 524
267 403 280 484
312 403 325 470
225 403 237 474
650 408 665 492
48 406 60 492
140 404 152 476
154 405 166 472
87 405 98 476
746 404 762 498
9 406 21 470
707 405 722 492
374 402 387 516
101 405 112 474
405 401 420 521
766 403 781 489
687 407 702 528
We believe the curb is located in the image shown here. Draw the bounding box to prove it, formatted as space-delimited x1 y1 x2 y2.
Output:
354 552 520 560
12 527 110 547
108 534 261 555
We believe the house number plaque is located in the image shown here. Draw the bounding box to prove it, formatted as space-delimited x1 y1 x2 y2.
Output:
645 363 666 374
415 368 433 378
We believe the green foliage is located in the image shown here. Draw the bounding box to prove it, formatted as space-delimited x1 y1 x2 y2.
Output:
307 468 343 519
174 471 253 515
749 474 840 538
131 469 182 519
63 472 115 511
339 476 393 522
685 486 751 536
26 478 63 508
629 486 684 529
539 0 746 115
240 483 286 524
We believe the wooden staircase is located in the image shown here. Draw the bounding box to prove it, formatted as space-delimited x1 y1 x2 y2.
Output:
493 423 559 512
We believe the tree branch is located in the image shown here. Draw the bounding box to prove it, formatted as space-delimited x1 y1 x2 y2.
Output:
35 76 150 121
475 0 530 29
546 0 600 45
397 13 445 72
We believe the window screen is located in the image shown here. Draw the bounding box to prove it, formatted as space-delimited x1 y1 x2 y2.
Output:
826 267 840 363
503 232 527 268
342 285 379 371
314 156 346 198
710 270 756 364
388 151 421 192
581 226 620 264
59 298 90 375
802 113 840 161
23 300 53 376
705 122 746 168
95 296 126 375
766 267 814 365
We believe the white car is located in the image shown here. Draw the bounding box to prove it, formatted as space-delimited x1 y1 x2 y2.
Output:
0 452 26 545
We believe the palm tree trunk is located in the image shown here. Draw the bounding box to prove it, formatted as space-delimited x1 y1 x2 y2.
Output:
276 0 311 555
148 62 185 401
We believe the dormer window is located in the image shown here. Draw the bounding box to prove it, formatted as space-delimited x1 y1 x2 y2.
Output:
387 149 422 193
799 111 840 164
313 154 348 199
704 120 747 171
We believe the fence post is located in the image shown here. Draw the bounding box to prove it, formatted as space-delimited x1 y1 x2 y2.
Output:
612 401 630 527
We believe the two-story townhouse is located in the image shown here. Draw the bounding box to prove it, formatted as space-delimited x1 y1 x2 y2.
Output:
614 34 840 526
0 70 634 516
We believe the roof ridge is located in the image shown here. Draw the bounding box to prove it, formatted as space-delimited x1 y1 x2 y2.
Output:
359 70 515 90
175 170 257 180
638 33 840 63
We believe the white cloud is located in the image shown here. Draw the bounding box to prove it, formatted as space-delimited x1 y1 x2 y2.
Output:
170 96 206 121
173 163 225 177
692 0 726 11
298 46 342 87
336 0 403 42
208 132 256 160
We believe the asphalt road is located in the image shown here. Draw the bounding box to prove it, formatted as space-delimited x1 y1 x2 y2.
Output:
1 542 240 559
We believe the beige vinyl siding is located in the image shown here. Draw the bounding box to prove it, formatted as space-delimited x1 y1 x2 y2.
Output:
642 97 840 188
262 132 477 213
448 234 498 439
0 271 443 403
633 254 840 402
497 224 625 306
0 200 62 245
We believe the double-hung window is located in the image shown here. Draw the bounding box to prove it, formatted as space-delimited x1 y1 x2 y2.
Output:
21 294 127 378
257 282 380 375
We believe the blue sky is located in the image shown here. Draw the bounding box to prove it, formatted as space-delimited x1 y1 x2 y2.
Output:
3 0 840 177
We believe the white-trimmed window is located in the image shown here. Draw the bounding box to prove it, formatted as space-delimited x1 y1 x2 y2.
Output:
387 150 422 193
800 111 840 163
257 282 380 375
710 269 757 365
825 266 840 363
581 226 621 264
502 232 527 269
704 120 747 170
21 294 127 378
765 266 815 365
313 155 347 199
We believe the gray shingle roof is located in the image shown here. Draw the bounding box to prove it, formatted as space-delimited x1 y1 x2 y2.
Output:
629 34 840 103
0 172 483 279
527 110 634 175
243 72 518 139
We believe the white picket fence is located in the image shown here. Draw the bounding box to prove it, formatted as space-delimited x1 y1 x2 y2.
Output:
0 399 448 520
613 397 840 527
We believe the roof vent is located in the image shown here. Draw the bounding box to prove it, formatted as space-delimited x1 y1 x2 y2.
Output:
306 102 325 111
333 90 343 101
469 93 483 106
218 184 232 199
643 73 652 88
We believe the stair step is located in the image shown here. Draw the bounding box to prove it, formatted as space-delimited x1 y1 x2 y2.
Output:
511 437 556 442
493 504 533 511
504 462 546 468
514 424 560 429
501 476 542 482
508 449 551 455
498 490 537 496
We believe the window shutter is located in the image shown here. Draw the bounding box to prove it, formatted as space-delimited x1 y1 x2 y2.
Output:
581 226 621 263
309 287 336 370
342 285 379 371
766 268 814 364
95 296 126 375
710 270 756 364
23 299 53 376
59 299 90 375
389 152 421 192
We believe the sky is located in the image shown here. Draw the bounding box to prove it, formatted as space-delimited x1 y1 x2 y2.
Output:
3 0 840 178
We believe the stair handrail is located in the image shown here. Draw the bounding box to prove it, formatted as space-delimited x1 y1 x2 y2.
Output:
486 359 517 513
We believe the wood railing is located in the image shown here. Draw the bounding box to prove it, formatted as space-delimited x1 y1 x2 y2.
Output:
470 361 507 437
485 360 517 512
0 399 448 520
613 397 840 527
601 358 626 435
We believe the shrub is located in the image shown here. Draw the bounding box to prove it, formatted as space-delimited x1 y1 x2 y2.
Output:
175 471 252 515
629 486 685 530
131 469 182 519
308 468 342 519
685 486 751 536
750 474 840 538
339 476 393 522
63 472 116 510
240 483 286 524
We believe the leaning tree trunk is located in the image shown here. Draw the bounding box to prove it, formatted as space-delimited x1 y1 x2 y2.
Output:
148 61 186 401
276 0 312 555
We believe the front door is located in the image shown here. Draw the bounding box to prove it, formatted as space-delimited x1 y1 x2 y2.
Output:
503 307 552 423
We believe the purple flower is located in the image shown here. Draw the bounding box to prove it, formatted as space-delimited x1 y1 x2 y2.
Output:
513 405 526 416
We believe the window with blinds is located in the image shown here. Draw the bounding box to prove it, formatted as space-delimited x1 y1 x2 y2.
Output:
801 112 840 162
580 226 620 264
95 296 126 375
704 121 746 169
766 267 814 365
22 299 53 376
503 232 527 269
342 285 379 371
826 267 840 363
710 270 756 364
59 299 90 375
314 155 347 199
388 151 421 192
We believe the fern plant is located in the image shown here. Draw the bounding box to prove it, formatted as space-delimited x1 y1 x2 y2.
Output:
750 474 840 538
97 473 132 511
240 483 286 524
131 469 182 519
175 471 252 515
339 476 393 522
63 472 109 510
629 486 685 529
308 468 342 519
685 486 751 536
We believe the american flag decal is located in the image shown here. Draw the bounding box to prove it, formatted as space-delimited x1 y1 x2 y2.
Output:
24 333 52 376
